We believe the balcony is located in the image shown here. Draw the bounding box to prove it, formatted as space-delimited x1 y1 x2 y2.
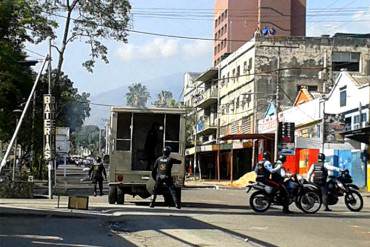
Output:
196 117 217 135
194 88 218 108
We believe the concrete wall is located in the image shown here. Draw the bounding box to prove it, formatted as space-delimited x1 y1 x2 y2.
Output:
254 36 370 121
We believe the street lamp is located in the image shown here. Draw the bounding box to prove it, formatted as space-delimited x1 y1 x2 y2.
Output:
12 109 22 181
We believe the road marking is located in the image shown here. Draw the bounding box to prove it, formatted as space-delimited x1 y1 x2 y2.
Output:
0 234 63 241
32 241 104 247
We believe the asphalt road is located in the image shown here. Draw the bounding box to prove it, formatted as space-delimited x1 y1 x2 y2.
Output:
1 188 369 247
1 164 369 247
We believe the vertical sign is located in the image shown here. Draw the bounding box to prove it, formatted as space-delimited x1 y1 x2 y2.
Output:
278 122 295 155
43 94 55 160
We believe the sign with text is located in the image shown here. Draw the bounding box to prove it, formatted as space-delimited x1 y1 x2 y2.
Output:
278 122 295 155
43 94 55 160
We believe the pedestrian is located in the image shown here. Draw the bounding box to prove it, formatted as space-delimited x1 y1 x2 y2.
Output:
307 153 343 211
89 156 107 196
149 146 182 209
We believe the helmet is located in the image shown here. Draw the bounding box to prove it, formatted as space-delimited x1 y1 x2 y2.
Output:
318 153 325 162
278 154 286 163
263 151 270 160
163 146 172 156
96 156 102 163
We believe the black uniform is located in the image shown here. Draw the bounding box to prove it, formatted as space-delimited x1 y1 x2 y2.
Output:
150 155 182 208
89 163 107 196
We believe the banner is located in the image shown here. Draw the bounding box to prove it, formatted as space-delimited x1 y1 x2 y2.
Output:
43 94 55 160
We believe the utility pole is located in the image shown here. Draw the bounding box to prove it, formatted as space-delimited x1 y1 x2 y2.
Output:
321 96 326 153
47 37 53 199
257 45 299 161
0 57 48 173
274 48 281 162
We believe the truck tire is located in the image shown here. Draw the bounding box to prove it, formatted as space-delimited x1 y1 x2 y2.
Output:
108 185 117 204
117 188 125 205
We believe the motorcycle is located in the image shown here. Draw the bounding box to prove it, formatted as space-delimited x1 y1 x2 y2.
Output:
326 170 363 212
247 172 322 214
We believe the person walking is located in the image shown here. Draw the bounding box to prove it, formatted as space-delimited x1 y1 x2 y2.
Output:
150 146 182 209
89 157 107 196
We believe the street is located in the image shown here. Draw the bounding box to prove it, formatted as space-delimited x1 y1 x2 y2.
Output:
1 168 370 247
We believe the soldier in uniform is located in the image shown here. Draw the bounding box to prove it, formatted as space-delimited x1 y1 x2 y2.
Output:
149 146 182 209
89 157 107 196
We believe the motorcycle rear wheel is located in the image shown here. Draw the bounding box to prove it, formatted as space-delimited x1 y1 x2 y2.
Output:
345 189 363 212
250 191 271 213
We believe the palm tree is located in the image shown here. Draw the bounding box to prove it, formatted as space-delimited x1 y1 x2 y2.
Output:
153 90 178 107
126 83 150 107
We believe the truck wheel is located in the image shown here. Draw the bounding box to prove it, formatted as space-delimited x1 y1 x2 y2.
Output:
117 188 125 205
108 185 117 204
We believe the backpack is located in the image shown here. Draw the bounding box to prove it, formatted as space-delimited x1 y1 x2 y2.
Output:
312 163 327 185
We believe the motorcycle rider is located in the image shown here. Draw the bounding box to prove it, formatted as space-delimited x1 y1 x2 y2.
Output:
150 146 182 209
255 152 291 213
307 153 343 211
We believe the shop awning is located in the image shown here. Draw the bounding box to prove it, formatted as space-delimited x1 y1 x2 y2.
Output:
342 126 370 144
220 133 275 141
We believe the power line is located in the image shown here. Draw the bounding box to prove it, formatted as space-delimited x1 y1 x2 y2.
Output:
24 48 46 58
42 10 370 44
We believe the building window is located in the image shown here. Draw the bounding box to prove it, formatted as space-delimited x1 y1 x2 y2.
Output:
332 52 360 72
339 86 347 107
355 113 367 123
232 69 236 82
214 46 217 55
243 61 248 73
222 75 226 87
236 65 240 78
215 19 218 28
236 97 240 110
227 72 230 83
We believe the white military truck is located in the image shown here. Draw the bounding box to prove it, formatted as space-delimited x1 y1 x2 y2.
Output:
107 107 186 205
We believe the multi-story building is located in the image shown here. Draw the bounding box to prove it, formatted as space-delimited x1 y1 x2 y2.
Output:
213 0 306 66
186 34 370 182
219 34 370 138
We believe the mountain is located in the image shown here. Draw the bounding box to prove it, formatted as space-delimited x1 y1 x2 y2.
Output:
84 73 184 128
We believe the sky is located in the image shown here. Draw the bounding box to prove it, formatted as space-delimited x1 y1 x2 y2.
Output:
26 0 370 98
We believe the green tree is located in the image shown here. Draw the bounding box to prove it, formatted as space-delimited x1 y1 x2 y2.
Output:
126 83 150 107
43 0 131 81
73 125 102 155
153 90 179 108
1 0 131 82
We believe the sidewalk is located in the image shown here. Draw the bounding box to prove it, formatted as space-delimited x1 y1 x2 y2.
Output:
184 179 245 190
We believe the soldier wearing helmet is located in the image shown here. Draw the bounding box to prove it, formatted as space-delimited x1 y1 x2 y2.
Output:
150 146 182 209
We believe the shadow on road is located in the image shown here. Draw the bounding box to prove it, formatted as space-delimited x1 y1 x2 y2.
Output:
110 214 278 247
96 201 370 219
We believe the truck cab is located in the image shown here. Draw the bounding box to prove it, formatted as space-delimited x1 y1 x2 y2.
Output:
107 107 186 205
